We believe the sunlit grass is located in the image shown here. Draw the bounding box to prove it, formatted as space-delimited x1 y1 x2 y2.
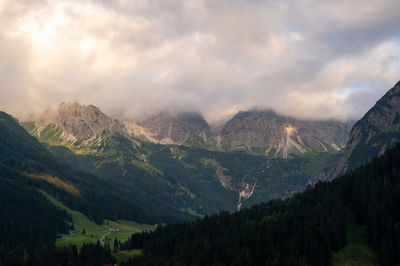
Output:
26 173 80 196
41 192 155 249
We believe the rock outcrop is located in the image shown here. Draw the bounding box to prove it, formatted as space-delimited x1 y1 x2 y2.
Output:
219 110 353 158
26 103 128 145
335 80 400 176
125 112 211 144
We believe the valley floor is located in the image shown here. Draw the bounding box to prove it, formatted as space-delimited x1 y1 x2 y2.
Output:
41 192 155 249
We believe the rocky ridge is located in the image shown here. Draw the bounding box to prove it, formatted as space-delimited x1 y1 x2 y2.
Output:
125 111 211 145
25 103 129 146
218 110 353 158
335 80 400 176
123 109 353 158
26 103 354 158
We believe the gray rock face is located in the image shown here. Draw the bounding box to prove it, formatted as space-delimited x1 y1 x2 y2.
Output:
335 80 400 176
219 110 353 157
128 112 211 144
125 109 353 157
33 103 128 143
32 103 353 159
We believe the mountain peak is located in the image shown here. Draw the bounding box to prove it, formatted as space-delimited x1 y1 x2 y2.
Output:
125 111 210 144
28 103 128 145
335 80 400 175
219 109 353 157
56 102 104 117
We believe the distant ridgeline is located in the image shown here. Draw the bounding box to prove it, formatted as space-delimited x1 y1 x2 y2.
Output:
25 102 353 157
0 110 191 264
124 109 353 158
0 105 347 264
2 78 400 264
1 111 399 264
21 102 347 215
121 141 400 266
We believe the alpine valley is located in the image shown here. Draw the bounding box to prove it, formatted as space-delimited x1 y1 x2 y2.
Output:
2 81 400 265
22 102 353 213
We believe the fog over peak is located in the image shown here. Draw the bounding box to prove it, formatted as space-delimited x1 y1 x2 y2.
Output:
0 0 399 123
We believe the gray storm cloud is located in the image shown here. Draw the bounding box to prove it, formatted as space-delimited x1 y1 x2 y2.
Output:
0 0 399 122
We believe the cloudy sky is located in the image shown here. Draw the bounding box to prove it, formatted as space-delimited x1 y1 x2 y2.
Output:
1 0 400 122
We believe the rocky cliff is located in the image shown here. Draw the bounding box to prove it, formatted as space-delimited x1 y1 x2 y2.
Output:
26 103 354 158
24 103 128 145
125 112 211 144
218 110 353 158
336 80 400 175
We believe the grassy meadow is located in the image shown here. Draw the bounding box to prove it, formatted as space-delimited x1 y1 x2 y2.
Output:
41 191 155 250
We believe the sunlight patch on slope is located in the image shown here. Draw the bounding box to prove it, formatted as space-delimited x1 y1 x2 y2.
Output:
285 125 297 136
25 173 80 196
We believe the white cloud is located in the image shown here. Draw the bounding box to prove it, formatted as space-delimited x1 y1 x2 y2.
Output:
0 0 399 122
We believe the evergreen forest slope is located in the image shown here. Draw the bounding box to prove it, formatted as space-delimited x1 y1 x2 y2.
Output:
122 142 400 265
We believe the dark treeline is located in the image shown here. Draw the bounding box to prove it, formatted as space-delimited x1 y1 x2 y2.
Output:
4 243 115 266
345 146 400 265
0 172 119 266
0 167 71 264
2 107 400 265
122 143 400 265
0 111 193 264
123 183 346 265
2 110 196 230
0 111 193 225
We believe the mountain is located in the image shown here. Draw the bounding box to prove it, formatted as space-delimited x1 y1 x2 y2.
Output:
0 108 205 263
0 111 122 264
7 108 198 225
218 110 353 158
124 111 211 145
5 87 398 264
23 103 236 215
336 80 400 175
123 109 353 158
24 102 129 148
22 103 342 213
0 111 73 264
122 140 400 266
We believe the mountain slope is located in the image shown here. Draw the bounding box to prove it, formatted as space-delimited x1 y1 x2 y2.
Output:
125 111 211 145
122 109 353 158
122 139 400 266
23 104 237 215
23 103 342 213
24 102 129 148
0 111 178 264
2 110 195 224
336 80 400 175
0 111 72 264
219 110 353 157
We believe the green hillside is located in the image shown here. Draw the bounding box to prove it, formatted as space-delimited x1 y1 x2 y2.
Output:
29 117 342 215
0 111 191 264
0 112 72 264
39 192 155 249
120 142 400 265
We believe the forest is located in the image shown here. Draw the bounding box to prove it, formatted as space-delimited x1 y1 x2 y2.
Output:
119 142 400 265
2 108 400 265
